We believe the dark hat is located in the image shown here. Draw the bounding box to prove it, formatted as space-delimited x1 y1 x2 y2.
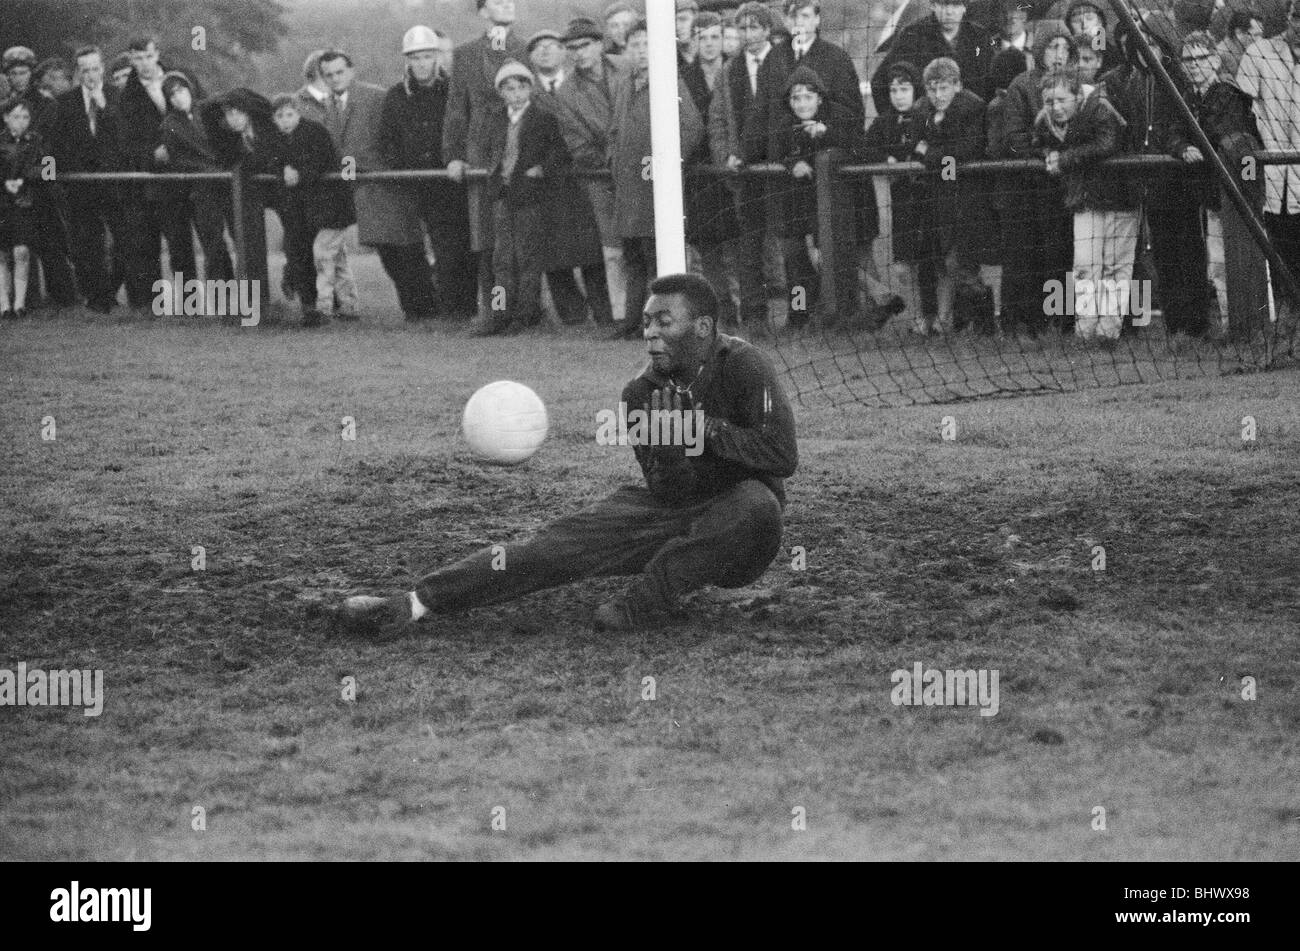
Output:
883 59 923 90
1031 19 1074 69
562 17 605 43
219 87 272 120
783 63 826 97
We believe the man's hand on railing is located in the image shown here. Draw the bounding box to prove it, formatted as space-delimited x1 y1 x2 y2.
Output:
791 160 813 180
1045 151 1062 176
446 159 468 183
283 166 300 187
1181 145 1204 163
725 154 743 173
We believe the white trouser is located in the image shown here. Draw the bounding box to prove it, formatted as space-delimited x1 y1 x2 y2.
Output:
603 245 627 323
1073 209 1140 340
313 227 358 316
1205 208 1227 330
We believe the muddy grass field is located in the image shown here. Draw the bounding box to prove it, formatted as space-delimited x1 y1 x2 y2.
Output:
2 266 1299 860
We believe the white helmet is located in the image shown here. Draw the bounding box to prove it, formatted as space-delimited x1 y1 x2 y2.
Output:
402 25 442 55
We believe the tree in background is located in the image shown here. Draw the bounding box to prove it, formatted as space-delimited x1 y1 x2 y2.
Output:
5 0 289 93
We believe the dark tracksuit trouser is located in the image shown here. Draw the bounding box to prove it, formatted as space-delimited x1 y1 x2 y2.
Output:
376 243 438 319
65 183 128 309
547 264 614 325
187 185 233 281
622 236 656 325
122 185 196 305
31 190 78 305
416 179 477 316
491 198 548 328
1147 187 1210 335
414 479 783 618
1265 209 1300 308
735 181 772 324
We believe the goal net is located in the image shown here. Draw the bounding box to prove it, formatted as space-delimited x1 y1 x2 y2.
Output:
670 0 1299 408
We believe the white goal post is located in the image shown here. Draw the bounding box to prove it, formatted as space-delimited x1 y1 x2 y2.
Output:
646 0 688 274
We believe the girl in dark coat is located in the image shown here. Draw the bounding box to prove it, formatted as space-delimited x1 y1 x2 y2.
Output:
773 64 895 332
160 72 233 282
202 88 279 303
863 60 927 332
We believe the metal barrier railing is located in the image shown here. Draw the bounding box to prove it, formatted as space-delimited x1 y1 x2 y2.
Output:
55 150 1297 341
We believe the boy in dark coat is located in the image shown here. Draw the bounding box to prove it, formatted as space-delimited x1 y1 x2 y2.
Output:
159 72 233 283
1 96 45 318
999 20 1075 334
270 94 357 327
1033 67 1135 341
483 61 574 335
907 57 989 335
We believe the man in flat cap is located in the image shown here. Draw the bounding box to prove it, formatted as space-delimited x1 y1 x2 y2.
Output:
553 16 633 334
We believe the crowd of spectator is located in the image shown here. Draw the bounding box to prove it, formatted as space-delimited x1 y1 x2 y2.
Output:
0 0 1297 342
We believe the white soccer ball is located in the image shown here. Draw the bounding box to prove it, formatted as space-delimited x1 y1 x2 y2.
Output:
461 380 549 465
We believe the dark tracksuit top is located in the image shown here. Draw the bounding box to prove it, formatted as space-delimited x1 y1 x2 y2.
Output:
621 334 798 508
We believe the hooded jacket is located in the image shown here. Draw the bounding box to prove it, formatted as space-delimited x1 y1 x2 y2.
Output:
1002 19 1074 157
1031 86 1132 210
862 59 927 262
1098 12 1194 204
